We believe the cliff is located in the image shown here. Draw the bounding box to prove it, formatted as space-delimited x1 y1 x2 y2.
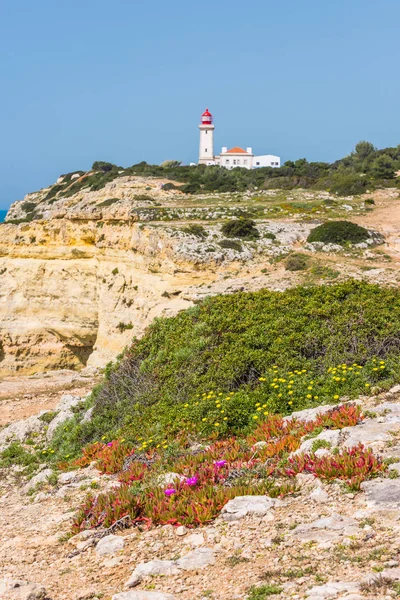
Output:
0 171 396 376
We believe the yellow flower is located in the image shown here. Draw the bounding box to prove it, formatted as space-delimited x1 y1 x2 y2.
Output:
220 410 225 414
334 395 339 400
365 383 370 387
223 417 228 421
264 411 269 416
314 396 319 400
120 438 125 443
307 386 313 390
255 402 261 406
253 415 259 420
288 390 293 395
288 401 293 405
202 418 207 422
380 365 385 369
101 435 106 440
306 394 312 399
257 407 262 411
214 422 220 427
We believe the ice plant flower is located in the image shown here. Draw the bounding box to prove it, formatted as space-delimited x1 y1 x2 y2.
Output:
214 460 227 468
164 488 177 496
185 475 199 487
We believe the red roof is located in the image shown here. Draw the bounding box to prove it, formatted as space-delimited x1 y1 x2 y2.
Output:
225 147 248 154
202 108 212 116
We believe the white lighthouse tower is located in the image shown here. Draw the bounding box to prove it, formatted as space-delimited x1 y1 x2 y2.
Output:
198 108 215 165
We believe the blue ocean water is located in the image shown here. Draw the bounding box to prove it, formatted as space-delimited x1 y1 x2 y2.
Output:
0 210 7 223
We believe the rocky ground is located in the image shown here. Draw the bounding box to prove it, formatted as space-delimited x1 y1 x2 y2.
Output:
3 387 400 599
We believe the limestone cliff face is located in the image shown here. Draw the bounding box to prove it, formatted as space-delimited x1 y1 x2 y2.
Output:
0 219 203 376
0 173 320 376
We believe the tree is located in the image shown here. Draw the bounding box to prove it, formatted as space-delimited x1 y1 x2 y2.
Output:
355 141 376 160
370 155 396 179
161 160 182 168
92 161 116 172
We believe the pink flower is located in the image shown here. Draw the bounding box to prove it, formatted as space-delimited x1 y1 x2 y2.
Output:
185 475 199 487
214 460 227 468
107 442 113 447
164 488 177 496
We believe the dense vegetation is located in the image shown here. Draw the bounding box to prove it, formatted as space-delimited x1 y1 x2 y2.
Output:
307 220 370 245
36 141 400 206
50 281 400 462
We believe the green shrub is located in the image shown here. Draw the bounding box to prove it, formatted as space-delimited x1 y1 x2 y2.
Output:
307 221 370 245
49 281 400 459
365 198 375 205
92 161 117 172
182 224 208 239
285 253 309 271
247 585 283 598
329 172 367 196
264 232 276 240
162 182 177 191
218 239 243 252
117 322 133 332
221 219 259 240
310 265 340 279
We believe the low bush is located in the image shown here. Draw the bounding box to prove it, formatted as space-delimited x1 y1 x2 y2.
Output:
182 224 208 239
49 281 400 460
218 239 243 252
307 221 370 245
221 219 259 240
285 253 309 271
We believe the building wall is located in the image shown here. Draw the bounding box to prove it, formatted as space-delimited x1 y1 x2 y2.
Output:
219 153 253 170
253 155 281 168
198 125 215 164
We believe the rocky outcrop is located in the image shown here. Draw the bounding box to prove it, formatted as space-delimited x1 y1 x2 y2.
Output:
0 178 312 376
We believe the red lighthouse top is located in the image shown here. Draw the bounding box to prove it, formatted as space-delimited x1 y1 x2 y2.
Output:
201 108 213 125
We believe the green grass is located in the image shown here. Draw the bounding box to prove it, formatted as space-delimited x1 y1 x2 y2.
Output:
247 585 283 598
48 281 400 462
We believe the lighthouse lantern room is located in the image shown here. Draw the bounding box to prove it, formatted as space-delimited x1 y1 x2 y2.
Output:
198 108 215 165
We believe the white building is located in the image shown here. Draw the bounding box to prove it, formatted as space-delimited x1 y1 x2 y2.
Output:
198 108 280 169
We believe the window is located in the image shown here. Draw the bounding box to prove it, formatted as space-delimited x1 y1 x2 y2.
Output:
226 159 229 164
205 148 208 152
233 159 237 165
256 162 260 166
244 159 247 165
205 130 208 134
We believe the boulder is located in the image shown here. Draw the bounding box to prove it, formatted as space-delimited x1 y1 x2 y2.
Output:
24 468 53 493
95 534 125 556
342 419 400 448
0 414 45 449
361 479 400 506
221 495 276 520
176 547 215 570
285 404 337 423
306 581 360 598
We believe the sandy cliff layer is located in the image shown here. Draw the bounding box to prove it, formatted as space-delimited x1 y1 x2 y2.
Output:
0 219 207 376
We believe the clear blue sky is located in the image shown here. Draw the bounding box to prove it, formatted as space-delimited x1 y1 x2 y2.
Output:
1 0 399 208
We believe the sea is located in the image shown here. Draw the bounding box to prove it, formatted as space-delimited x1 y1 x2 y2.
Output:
0 210 7 223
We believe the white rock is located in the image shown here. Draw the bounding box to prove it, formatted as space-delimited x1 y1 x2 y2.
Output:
175 526 187 536
95 534 125 556
138 560 178 577
0 414 45 449
23 468 53 493
0 579 47 599
176 548 215 570
306 581 360 598
56 394 82 412
113 592 175 600
157 472 186 487
58 471 82 485
309 487 329 503
221 495 275 520
184 533 204 547
286 404 337 423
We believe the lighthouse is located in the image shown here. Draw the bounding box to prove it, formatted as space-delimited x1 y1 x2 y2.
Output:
198 108 215 165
